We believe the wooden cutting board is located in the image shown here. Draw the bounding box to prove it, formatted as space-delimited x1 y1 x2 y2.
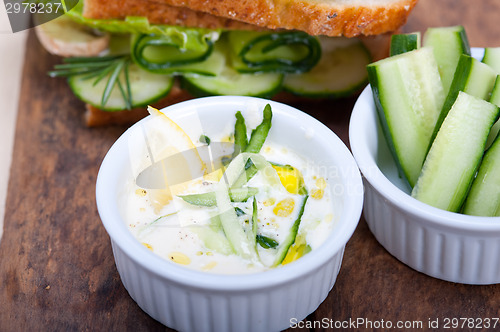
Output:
1 0 499 330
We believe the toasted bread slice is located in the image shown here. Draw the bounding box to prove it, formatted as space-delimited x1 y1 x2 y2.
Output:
84 0 418 37
82 0 256 30
35 15 110 57
156 0 418 37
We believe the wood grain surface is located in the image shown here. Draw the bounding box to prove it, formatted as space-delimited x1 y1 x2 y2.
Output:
1 0 499 331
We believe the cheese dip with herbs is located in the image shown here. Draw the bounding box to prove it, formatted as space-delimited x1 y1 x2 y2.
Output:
121 105 336 274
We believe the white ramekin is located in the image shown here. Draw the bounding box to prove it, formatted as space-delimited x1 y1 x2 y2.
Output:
349 85 500 285
96 96 364 331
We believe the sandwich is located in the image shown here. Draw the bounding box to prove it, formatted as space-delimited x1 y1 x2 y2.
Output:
35 0 419 126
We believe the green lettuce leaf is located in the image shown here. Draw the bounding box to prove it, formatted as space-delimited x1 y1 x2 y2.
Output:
64 1 220 52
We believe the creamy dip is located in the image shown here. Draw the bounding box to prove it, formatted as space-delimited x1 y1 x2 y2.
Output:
120 107 337 274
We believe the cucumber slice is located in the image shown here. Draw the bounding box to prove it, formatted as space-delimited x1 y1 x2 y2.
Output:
423 25 470 94
482 47 500 72
181 36 283 97
178 187 259 207
283 37 370 98
462 131 500 217
181 67 283 98
68 62 173 111
367 47 445 187
411 92 499 212
486 76 500 149
34 14 110 57
431 54 497 145
131 34 226 76
390 32 421 56
190 224 235 255
272 195 308 267
227 30 321 74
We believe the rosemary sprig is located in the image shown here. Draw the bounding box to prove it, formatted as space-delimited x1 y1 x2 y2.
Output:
48 55 133 110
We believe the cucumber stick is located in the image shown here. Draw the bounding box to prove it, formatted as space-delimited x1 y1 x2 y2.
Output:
283 37 370 98
411 92 499 212
178 187 258 206
431 54 497 145
367 47 445 187
482 47 500 72
390 32 421 56
215 183 258 260
485 76 500 149
69 63 173 111
485 62 500 149
462 131 500 217
423 26 470 94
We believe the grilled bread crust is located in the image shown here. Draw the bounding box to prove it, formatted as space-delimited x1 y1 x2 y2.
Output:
82 0 256 30
84 0 418 37
156 0 418 37
154 0 418 37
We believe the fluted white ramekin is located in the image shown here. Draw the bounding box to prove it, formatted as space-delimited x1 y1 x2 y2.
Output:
96 96 364 331
350 85 500 285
